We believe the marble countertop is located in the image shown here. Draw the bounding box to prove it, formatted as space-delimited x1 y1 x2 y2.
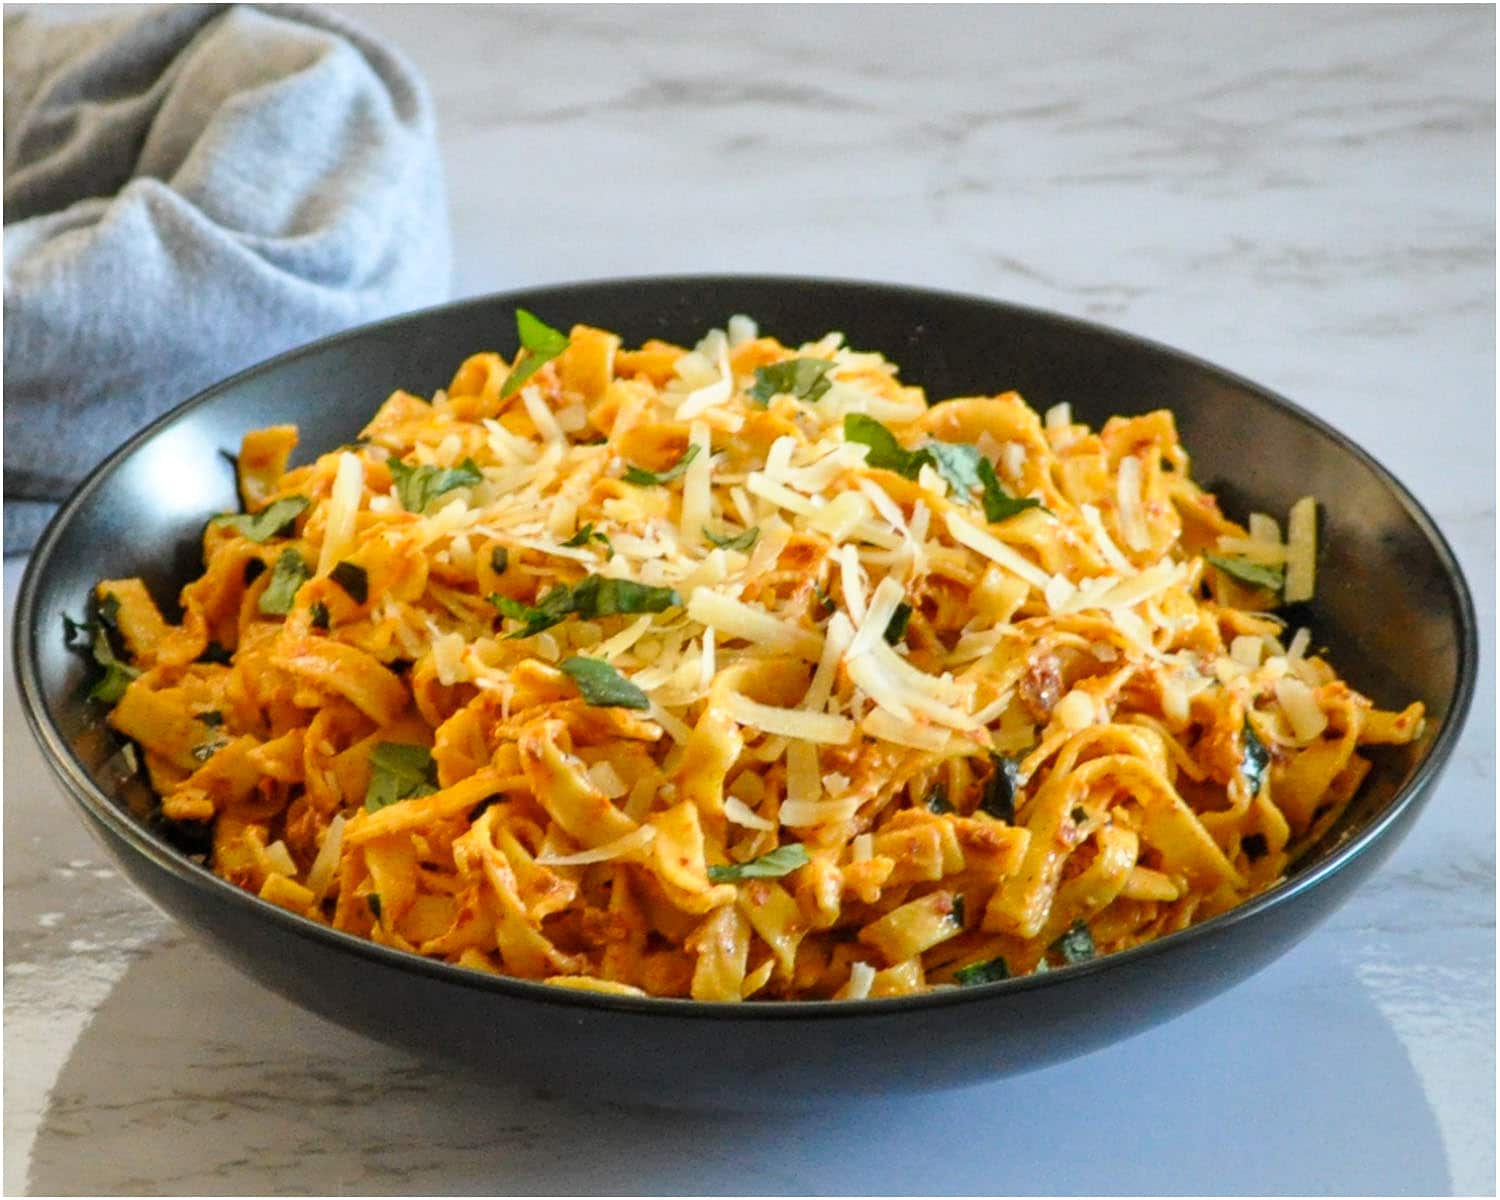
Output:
4 4 1493 1194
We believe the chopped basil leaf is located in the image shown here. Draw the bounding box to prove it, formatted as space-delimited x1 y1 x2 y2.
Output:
215 495 310 543
883 601 913 645
489 592 559 637
1051 920 1096 964
748 357 835 406
330 561 369 605
388 457 483 514
64 607 140 704
366 893 383 920
707 843 810 882
623 443 700 487
926 783 952 814
1241 717 1271 797
310 601 330 631
1205 554 1285 591
258 549 310 616
843 413 929 478
954 955 1010 986
979 755 1022 823
490 574 680 638
198 711 225 727
500 308 571 398
89 647 137 703
563 523 613 557
705 526 760 552
89 629 137 702
845 417 1042 522
559 656 650 710
930 444 1042 522
364 742 439 812
925 441 987 496
490 546 510 574
98 592 122 628
976 457 1043 523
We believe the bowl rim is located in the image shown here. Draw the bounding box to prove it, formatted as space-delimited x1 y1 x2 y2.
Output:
15 272 1480 1021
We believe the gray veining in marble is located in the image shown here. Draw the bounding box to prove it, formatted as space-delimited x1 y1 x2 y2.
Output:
4 4 1494 1195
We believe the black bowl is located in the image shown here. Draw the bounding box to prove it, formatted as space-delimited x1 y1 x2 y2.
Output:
15 276 1477 1108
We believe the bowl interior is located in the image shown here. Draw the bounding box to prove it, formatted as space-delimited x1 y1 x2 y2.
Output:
19 276 1474 959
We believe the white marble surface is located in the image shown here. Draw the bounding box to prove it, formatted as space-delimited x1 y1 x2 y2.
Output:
4 3 1494 1194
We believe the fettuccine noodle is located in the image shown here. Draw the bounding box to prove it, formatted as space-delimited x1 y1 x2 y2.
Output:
89 314 1424 999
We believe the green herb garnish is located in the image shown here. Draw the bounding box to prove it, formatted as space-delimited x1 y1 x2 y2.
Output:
489 574 681 638
191 741 227 763
705 526 760 552
979 755 1022 823
748 358 835 406
500 308 571 398
388 457 483 514
623 443 701 487
954 956 1011 986
63 611 139 705
843 413 931 478
558 656 650 710
976 456 1044 523
330 561 369 605
562 523 613 557
1205 554 1284 591
707 843 811 883
924 441 986 496
215 495 310 543
1050 920 1096 965
844 416 1041 522
364 742 439 812
257 549 310 616
1241 717 1271 797
883 602 913 645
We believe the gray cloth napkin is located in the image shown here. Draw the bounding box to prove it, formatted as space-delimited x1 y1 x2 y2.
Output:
3 3 452 553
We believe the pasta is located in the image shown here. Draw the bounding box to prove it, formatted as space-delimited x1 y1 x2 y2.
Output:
81 312 1426 1000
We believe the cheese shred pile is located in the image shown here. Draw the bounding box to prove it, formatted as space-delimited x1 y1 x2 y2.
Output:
89 315 1425 1000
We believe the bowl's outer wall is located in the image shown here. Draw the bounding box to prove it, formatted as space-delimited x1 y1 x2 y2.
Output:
71 773 1431 1108
21 278 1474 1104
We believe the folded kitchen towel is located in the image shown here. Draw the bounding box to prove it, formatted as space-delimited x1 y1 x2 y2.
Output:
3 3 452 553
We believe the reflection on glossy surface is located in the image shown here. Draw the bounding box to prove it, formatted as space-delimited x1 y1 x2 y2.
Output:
14 935 1453 1196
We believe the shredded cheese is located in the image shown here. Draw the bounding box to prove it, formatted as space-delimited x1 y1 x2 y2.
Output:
1284 496 1317 603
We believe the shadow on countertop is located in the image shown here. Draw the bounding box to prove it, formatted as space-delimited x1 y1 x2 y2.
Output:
23 932 1448 1196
